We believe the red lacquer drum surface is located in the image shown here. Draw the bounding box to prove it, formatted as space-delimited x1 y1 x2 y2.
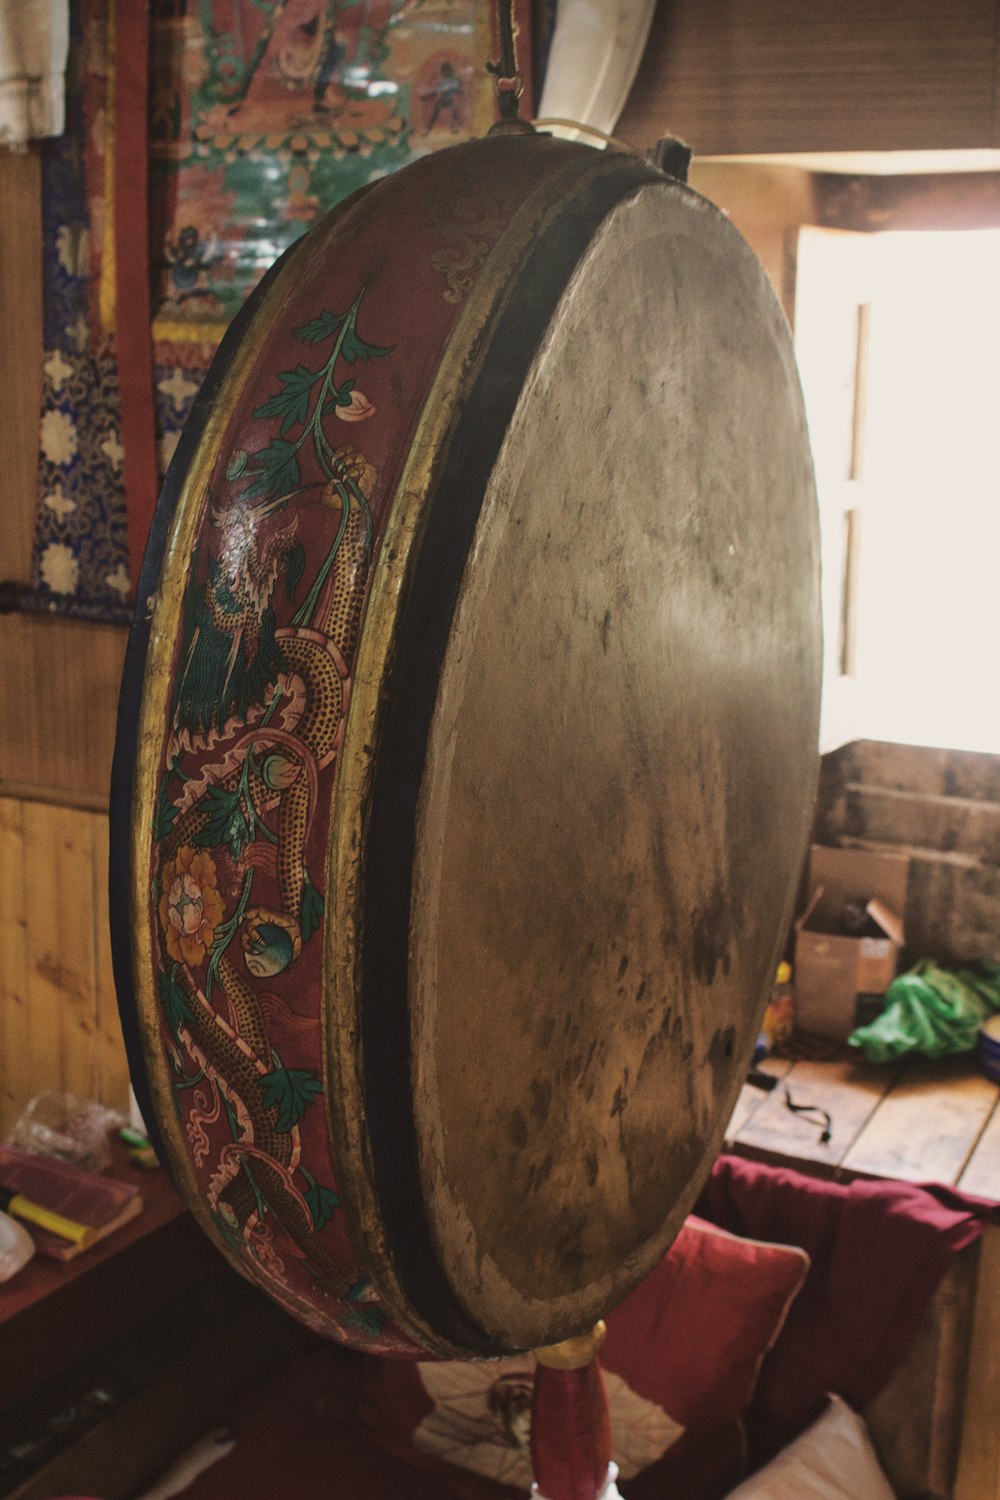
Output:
111 134 821 1357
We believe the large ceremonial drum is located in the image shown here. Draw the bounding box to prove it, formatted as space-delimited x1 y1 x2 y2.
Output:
111 133 821 1360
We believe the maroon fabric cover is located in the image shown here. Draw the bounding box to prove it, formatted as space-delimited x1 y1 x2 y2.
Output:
695 1154 997 1466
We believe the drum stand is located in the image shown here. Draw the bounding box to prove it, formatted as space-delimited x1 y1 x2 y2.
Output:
530 1323 621 1500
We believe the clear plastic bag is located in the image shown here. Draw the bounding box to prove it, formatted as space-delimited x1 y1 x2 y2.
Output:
6 1093 126 1172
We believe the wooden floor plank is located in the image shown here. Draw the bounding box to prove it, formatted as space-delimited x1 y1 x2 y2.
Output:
724 1056 793 1142
842 1056 1000 1185
730 1057 894 1173
957 1090 1000 1202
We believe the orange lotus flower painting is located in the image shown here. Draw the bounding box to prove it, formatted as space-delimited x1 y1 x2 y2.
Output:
159 845 226 968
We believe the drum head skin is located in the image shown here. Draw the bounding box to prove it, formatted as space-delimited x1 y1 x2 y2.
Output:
111 135 820 1357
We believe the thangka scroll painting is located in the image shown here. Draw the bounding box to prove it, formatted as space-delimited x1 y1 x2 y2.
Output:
30 0 533 622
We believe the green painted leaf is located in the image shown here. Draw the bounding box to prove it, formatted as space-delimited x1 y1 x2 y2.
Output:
346 1304 387 1336
154 775 179 840
300 871 324 944
226 448 248 479
295 310 344 344
195 783 250 861
158 970 195 1041
343 1279 386 1335
260 1065 323 1133
254 364 321 434
340 319 394 365
303 1176 340 1230
240 439 302 501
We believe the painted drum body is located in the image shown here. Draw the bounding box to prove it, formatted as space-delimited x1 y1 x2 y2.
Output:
111 135 822 1359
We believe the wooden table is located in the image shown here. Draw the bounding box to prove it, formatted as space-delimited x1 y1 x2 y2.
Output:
0 1151 194 1410
726 1051 1000 1195
0 1150 296 1500
726 1050 1000 1500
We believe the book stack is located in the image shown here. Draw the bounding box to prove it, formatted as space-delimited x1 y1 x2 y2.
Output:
0 1146 143 1260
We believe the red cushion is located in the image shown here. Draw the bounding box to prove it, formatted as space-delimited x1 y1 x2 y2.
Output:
601 1215 808 1429
357 1215 809 1496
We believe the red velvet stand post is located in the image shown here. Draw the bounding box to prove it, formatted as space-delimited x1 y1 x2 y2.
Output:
530 1323 621 1500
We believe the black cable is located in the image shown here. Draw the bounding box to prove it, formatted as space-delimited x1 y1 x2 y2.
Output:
783 1088 833 1145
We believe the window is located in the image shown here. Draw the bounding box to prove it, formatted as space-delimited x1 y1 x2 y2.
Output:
796 225 1000 755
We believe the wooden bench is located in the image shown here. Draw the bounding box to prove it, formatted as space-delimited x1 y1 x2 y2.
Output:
726 1053 1000 1500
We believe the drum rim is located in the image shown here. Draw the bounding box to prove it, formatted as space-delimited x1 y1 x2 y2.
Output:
327 146 671 1354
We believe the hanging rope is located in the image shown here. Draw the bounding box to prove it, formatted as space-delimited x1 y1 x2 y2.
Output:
487 0 524 124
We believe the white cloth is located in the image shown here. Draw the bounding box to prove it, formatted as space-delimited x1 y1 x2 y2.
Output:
537 0 656 142
724 1395 896 1500
534 1461 622 1500
0 1210 34 1282
133 1429 237 1500
0 0 69 149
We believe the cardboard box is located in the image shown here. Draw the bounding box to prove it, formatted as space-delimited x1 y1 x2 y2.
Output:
794 845 909 1040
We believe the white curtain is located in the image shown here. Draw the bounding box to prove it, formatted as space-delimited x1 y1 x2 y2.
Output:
0 0 69 150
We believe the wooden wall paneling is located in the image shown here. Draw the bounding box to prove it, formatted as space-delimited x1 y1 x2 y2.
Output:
21 800 91 1104
0 797 130 1135
819 739 1000 807
0 799 29 1136
0 615 128 810
617 0 1000 156
686 162 817 323
815 170 1000 232
0 146 43 587
814 740 1000 964
93 809 131 1112
866 1246 980 1499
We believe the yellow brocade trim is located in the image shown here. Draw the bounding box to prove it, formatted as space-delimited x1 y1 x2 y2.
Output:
152 318 228 348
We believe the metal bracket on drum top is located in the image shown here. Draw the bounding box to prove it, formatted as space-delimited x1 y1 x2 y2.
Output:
649 135 694 183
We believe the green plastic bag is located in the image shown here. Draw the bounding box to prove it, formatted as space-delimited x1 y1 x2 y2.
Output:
848 959 1000 1064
